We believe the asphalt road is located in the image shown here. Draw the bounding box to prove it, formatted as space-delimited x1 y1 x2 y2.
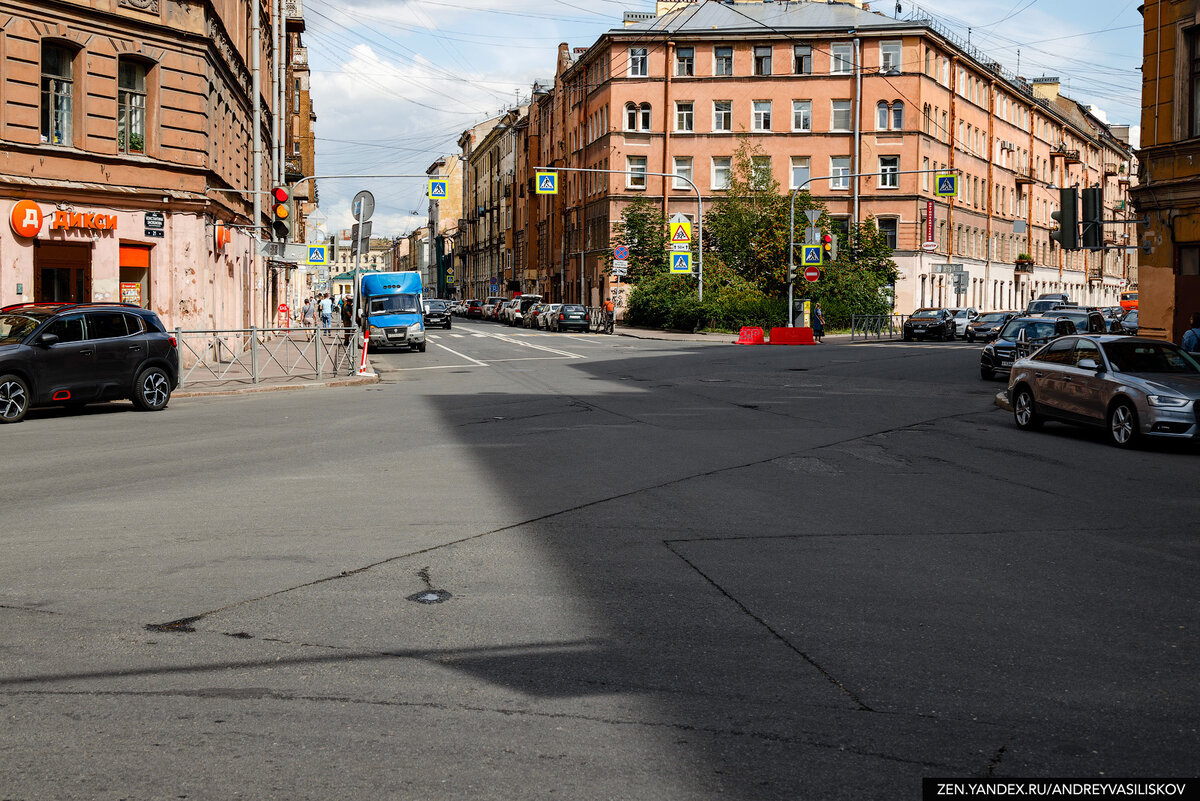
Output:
1 320 1196 800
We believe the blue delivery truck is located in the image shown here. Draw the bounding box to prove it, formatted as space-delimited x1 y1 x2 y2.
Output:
358 271 426 352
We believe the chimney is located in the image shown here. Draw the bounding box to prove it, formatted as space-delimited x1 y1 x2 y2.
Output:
1031 77 1060 102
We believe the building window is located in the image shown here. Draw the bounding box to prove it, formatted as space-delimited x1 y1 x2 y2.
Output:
876 100 904 131
880 41 901 74
879 156 899 188
117 58 147 155
626 102 637 130
794 45 812 75
626 156 647 188
713 100 732 131
876 101 889 130
673 156 693 189
675 101 694 132
41 44 74 145
830 157 850 190
753 100 772 131
639 103 651 130
626 102 651 131
294 78 301 112
629 48 648 77
714 46 733 76
676 46 694 77
753 46 772 76
831 99 851 131
891 101 904 130
792 100 811 132
712 157 732 190
831 43 853 75
877 218 898 249
1191 29 1200 137
790 156 810 190
751 156 771 188
293 141 300 156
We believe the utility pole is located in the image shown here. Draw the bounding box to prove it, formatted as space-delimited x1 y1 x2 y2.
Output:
273 0 283 186
251 0 262 328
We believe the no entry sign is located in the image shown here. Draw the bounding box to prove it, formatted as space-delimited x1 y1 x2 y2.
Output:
803 266 821 282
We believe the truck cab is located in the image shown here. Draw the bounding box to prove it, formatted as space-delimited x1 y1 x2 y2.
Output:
359 271 426 352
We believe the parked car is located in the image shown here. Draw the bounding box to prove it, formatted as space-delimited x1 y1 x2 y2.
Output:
964 311 1017 343
1114 308 1139 335
979 316 1076 379
510 295 544 327
522 303 545 328
481 296 506 320
1008 335 1200 447
422 299 452 330
465 299 483 319
499 299 518 325
1025 298 1069 316
552 304 589 332
902 308 955 341
537 304 561 330
1100 306 1125 331
947 307 980 338
1120 291 1139 311
1042 307 1108 335
0 302 180 424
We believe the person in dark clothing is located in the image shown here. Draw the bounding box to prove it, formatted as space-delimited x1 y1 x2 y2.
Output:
1182 312 1200 353
812 302 825 343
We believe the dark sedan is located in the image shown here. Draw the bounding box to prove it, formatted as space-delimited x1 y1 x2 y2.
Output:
964 311 1018 343
422 300 451 329
1114 308 1139 335
902 308 955 341
552 304 588 332
979 317 1076 379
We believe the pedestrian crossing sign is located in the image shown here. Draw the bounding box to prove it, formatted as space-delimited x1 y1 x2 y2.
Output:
429 179 447 199
935 174 958 197
802 245 823 266
536 172 558 195
306 245 327 266
670 252 692 273
670 221 692 244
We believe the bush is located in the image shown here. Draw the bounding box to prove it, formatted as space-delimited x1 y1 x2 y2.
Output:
625 271 788 332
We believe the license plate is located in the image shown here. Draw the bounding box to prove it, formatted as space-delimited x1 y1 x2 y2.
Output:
1001 360 1012 367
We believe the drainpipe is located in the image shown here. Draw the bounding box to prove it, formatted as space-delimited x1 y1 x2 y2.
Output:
664 41 673 220
853 37 861 226
251 0 262 328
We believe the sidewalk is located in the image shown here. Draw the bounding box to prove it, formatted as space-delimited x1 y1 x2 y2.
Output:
174 373 379 398
614 325 855 344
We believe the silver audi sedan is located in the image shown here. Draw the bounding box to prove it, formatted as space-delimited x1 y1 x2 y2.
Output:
1007 335 1200 447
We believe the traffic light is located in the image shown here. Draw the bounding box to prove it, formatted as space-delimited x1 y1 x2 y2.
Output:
1049 187 1079 251
822 233 833 263
270 186 292 242
1080 187 1103 251
787 262 796 283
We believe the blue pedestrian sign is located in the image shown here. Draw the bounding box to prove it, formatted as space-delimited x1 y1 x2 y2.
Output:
536 172 558 195
802 245 823 266
935 174 958 197
670 252 692 273
429 179 447 199
306 245 328 266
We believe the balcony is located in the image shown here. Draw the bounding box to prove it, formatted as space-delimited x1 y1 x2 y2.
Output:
1014 168 1035 185
1014 256 1034 273
1103 162 1118 176
1050 147 1080 164
292 47 307 67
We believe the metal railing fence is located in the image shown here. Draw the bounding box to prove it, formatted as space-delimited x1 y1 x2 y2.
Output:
850 314 909 341
174 326 357 388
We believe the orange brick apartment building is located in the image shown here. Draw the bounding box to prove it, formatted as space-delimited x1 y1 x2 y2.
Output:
466 0 1137 313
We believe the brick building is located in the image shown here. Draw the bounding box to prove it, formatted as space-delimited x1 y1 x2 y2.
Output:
488 1 1137 312
0 0 304 329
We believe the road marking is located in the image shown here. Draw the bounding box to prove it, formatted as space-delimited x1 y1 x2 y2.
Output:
429 341 489 366
385 363 485 371
474 330 585 358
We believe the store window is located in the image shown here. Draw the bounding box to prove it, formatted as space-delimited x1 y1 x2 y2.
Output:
117 59 147 155
41 44 74 145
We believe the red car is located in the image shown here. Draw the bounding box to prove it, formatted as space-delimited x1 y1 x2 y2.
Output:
465 299 483 319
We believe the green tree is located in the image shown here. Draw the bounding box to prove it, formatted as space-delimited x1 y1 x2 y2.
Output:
607 198 667 283
794 218 900 328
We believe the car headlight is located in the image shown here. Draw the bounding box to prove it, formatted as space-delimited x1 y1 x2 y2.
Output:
982 344 994 355
369 325 383 335
1147 394 1190 408
411 322 423 332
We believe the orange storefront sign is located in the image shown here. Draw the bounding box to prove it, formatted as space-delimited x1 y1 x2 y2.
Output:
9 200 44 238
51 211 118 231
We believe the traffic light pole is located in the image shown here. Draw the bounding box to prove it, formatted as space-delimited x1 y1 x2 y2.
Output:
788 168 954 326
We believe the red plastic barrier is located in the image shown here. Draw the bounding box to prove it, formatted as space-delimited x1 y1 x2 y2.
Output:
736 326 766 345
769 327 816 345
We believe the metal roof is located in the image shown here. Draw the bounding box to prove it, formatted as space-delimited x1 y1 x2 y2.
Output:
613 1 912 36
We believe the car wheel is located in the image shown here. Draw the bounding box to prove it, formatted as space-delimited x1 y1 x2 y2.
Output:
967 333 976 343
1012 385 1042 430
417 343 427 353
0 374 30 424
132 366 171 412
1107 400 1139 448
980 366 993 380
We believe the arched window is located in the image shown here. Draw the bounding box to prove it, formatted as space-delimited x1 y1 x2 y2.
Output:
639 103 651 130
876 101 888 130
625 102 637 131
890 101 904 130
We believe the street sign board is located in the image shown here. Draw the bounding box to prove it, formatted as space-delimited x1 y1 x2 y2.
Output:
670 243 690 252
670 220 692 244
535 172 558 194
802 245 823 266
282 244 308 263
352 190 375 221
804 210 821 224
306 245 328 265
612 259 629 270
429 180 448 199
805 226 820 245
611 266 628 277
931 262 964 274
614 245 629 261
803 265 821 282
935 174 958 197
922 241 938 252
670 252 692 273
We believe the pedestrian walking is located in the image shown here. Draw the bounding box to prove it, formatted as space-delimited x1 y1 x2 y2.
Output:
813 302 825 343
603 296 615 334
1182 312 1200 353
319 294 333 331
341 297 354 345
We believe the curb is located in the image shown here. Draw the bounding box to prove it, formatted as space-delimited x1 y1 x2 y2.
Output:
174 373 381 398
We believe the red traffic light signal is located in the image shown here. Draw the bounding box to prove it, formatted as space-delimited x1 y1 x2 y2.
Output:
822 233 833 253
270 186 292 241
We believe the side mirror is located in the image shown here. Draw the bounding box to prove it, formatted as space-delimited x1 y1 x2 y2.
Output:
37 333 60 347
1078 358 1102 372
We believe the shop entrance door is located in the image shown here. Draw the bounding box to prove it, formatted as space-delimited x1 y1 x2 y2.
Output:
34 243 92 304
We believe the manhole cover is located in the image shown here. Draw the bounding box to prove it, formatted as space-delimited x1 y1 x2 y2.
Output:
407 589 452 605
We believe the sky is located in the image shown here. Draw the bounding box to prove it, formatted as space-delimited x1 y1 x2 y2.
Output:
301 0 1144 239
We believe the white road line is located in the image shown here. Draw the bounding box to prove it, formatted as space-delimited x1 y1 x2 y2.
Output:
385 363 485 371
429 341 489 366
474 330 585 358
450 333 464 338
